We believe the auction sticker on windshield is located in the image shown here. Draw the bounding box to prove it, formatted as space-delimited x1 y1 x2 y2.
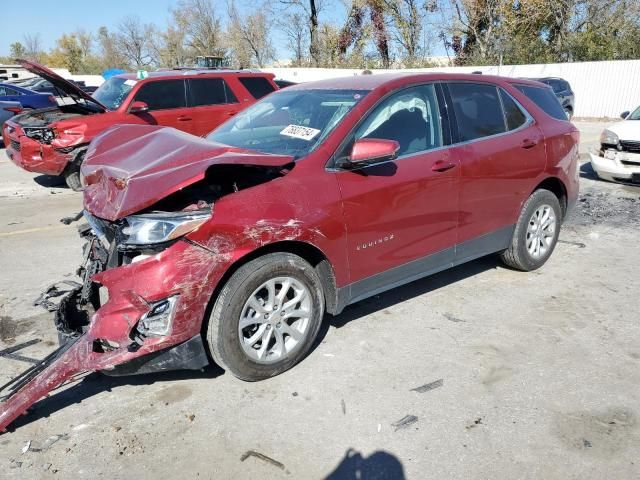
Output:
280 124 321 141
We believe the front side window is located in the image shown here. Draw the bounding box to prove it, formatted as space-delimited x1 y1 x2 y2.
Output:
133 80 186 111
354 84 443 156
207 89 367 159
514 85 567 121
626 106 640 120
93 77 135 110
449 83 506 141
238 77 276 99
188 78 237 106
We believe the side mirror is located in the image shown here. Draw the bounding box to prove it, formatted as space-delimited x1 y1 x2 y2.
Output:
129 101 149 113
621 111 630 119
346 138 400 167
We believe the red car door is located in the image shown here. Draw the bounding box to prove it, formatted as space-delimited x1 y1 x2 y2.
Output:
335 84 459 299
186 78 241 136
444 82 547 259
127 79 194 133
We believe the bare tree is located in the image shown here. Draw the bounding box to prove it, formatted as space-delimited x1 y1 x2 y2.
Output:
279 11 309 65
115 16 157 67
23 33 43 62
280 0 323 66
97 26 130 69
172 0 225 57
228 2 275 67
383 0 424 64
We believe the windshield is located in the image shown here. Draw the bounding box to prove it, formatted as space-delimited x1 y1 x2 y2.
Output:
206 89 368 159
93 77 135 110
627 106 640 120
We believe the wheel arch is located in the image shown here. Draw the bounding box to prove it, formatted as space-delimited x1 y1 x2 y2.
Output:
532 176 568 218
206 240 340 324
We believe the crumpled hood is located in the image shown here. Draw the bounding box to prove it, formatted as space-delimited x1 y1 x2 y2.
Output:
605 120 640 141
81 125 294 221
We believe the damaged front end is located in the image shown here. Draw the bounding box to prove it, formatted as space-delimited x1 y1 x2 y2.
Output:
0 125 296 433
0 213 216 433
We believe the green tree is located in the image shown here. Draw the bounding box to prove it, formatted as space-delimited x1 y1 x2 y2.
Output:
10 42 26 59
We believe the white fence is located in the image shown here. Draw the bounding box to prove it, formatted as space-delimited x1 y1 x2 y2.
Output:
265 60 640 119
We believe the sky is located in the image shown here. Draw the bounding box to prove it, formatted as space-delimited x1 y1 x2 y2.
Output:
0 0 348 61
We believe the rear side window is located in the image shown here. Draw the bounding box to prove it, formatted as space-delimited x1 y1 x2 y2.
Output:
133 80 186 110
0 86 20 95
515 85 567 121
448 83 505 141
499 89 528 131
238 77 275 99
188 78 238 106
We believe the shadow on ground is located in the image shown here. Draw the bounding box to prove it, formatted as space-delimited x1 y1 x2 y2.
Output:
324 449 405 479
33 175 67 188
8 363 224 431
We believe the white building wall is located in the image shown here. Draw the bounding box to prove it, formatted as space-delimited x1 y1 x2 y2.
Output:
264 60 640 119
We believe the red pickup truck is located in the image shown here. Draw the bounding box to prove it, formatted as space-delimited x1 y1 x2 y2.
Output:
3 60 278 189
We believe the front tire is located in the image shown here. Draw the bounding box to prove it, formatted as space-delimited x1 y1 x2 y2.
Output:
206 253 325 381
63 149 87 191
500 189 562 271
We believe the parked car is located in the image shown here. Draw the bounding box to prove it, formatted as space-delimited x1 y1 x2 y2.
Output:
3 60 279 190
0 72 580 432
589 106 640 184
0 101 23 131
0 82 56 109
274 79 297 89
529 77 574 119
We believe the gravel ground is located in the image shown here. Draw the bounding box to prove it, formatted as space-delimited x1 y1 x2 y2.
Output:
0 121 639 479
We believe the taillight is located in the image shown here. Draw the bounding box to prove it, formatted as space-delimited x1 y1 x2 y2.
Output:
4 107 23 113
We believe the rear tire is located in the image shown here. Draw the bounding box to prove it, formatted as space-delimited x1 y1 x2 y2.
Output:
500 189 562 271
206 253 325 381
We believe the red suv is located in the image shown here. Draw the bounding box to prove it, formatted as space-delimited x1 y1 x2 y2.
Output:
2 60 278 190
0 73 579 432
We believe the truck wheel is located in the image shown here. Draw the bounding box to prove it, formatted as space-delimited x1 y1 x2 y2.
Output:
206 253 325 381
64 164 82 191
63 149 86 191
500 189 562 271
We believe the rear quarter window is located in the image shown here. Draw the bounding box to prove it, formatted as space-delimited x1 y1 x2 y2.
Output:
499 89 528 131
515 85 567 121
238 77 276 99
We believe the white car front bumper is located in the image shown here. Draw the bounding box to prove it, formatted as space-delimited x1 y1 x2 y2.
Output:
589 148 640 183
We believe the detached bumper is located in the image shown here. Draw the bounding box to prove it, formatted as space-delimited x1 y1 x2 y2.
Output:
590 151 640 183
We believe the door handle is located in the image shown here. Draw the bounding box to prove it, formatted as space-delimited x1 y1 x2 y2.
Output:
521 139 537 149
177 116 192 122
431 160 456 173
227 111 238 116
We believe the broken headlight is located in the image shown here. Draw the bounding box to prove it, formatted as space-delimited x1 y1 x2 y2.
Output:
600 129 619 147
120 210 211 246
23 127 56 144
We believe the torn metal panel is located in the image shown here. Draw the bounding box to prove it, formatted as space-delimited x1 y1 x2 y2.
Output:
81 125 294 221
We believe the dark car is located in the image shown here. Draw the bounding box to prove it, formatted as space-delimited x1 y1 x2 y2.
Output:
531 77 574 119
274 79 297 89
0 83 56 109
0 72 580 432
